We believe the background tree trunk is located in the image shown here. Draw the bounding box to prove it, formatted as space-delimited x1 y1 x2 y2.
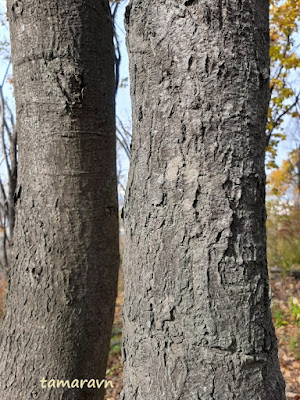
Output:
0 1 119 399
122 1 286 399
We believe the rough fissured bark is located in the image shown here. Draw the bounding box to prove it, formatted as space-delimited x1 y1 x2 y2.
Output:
0 1 119 399
122 1 286 399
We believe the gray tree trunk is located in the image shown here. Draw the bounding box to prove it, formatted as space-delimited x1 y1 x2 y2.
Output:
0 1 119 399
122 1 286 399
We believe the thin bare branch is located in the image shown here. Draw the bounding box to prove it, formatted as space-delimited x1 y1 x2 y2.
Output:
118 179 127 193
0 87 11 177
117 116 132 138
117 127 131 159
0 176 7 208
266 92 300 147
1 60 11 87
3 97 15 130
112 0 120 20
111 1 121 93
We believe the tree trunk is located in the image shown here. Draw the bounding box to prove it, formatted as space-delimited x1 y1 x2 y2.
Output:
0 1 119 399
122 1 286 399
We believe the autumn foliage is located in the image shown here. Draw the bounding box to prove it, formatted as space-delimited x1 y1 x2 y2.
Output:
267 148 300 272
267 0 300 168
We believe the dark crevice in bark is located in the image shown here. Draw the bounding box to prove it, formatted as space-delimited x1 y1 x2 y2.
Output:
124 3 132 26
184 0 197 6
218 0 223 30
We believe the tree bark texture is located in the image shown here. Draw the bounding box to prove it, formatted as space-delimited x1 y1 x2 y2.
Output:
122 1 286 399
0 1 119 399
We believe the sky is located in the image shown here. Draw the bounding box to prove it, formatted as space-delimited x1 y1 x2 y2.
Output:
115 0 131 123
0 0 299 185
114 0 131 193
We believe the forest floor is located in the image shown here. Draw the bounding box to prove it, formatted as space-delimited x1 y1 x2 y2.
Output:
104 274 300 400
271 276 300 399
0 271 299 399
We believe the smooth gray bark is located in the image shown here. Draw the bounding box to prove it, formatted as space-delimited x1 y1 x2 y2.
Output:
122 1 286 399
0 1 119 399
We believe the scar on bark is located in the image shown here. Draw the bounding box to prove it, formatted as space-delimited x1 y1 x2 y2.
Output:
14 185 22 205
125 4 132 26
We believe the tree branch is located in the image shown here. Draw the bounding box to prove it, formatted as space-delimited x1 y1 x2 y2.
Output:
117 127 131 159
266 91 300 147
0 87 11 177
